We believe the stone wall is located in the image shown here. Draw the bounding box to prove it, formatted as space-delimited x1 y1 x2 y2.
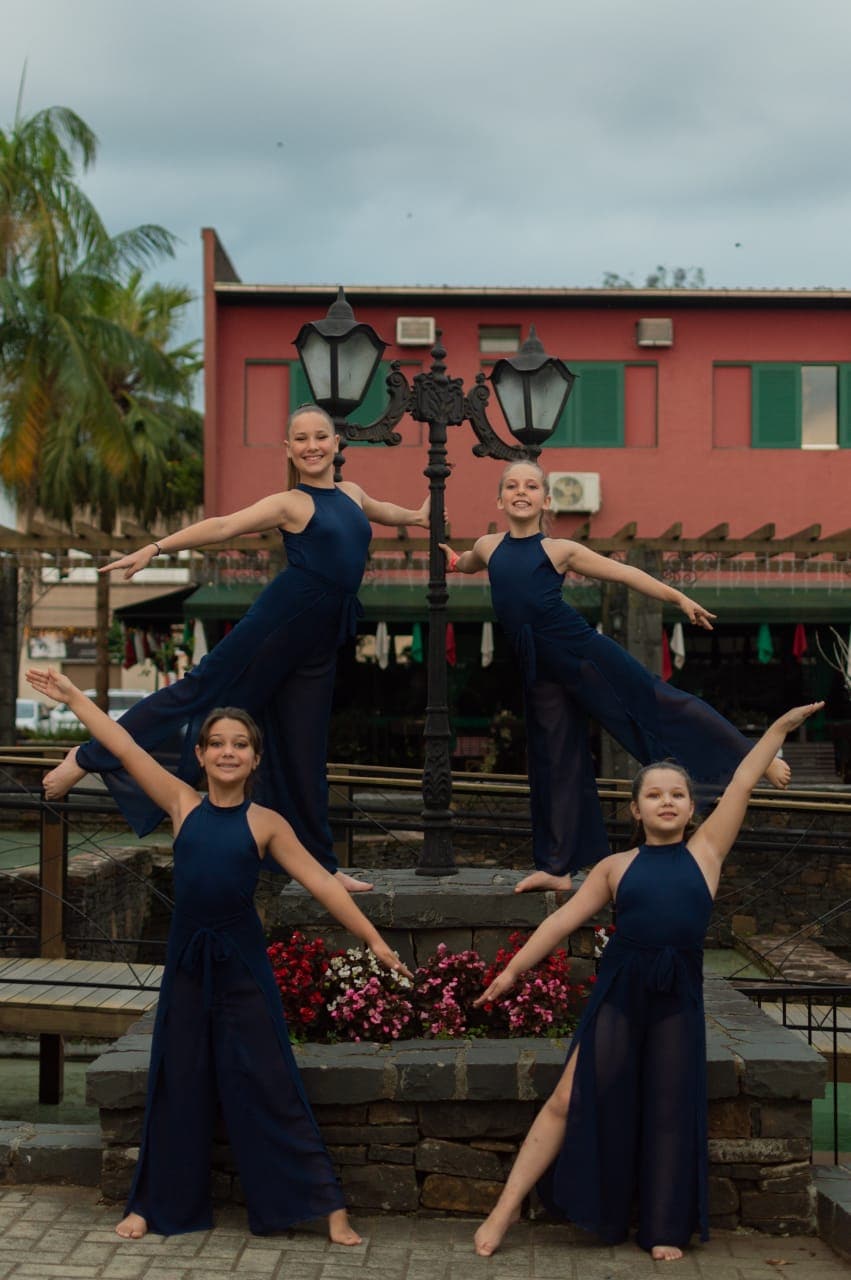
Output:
89 978 826 1235
0 844 162 961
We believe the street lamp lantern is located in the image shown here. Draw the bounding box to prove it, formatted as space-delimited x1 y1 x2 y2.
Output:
294 287 387 418
490 326 576 450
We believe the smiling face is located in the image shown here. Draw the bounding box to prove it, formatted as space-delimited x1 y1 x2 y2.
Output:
194 716 260 790
630 766 695 842
286 409 339 482
497 462 551 526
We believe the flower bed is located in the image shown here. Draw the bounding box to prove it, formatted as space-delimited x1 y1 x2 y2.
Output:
266 931 590 1043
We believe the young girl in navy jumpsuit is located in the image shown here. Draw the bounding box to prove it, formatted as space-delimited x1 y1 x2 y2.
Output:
43 406 428 893
471 700 821 1260
28 665 412 1244
443 462 790 892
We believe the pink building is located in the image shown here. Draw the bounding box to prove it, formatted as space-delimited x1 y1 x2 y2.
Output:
201 230 851 759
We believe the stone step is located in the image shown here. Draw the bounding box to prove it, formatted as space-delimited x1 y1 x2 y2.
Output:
0 1121 101 1186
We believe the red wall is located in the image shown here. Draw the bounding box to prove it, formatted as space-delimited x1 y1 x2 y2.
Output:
204 258 851 543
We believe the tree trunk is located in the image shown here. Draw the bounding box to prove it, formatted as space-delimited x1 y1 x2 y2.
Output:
0 557 18 744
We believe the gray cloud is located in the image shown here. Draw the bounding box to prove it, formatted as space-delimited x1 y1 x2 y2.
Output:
5 0 851 346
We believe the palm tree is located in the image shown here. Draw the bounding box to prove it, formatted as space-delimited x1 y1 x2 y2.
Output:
0 94 193 714
37 270 202 707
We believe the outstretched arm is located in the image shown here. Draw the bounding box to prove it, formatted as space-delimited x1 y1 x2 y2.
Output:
560 541 716 630
473 861 614 1005
440 537 490 575
100 492 303 580
691 702 824 866
26 668 197 828
261 816 413 977
342 482 430 528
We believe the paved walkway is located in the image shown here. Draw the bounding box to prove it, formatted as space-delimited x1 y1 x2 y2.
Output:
0 1187 847 1279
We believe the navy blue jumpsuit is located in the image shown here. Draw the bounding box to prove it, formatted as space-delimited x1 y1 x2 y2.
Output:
77 485 372 869
538 839 712 1250
487 533 750 875
125 796 345 1236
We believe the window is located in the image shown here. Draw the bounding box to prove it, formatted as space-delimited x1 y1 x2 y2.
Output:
751 363 851 448
479 325 521 354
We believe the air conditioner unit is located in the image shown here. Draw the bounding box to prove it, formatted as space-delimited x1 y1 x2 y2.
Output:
549 472 601 514
396 316 436 346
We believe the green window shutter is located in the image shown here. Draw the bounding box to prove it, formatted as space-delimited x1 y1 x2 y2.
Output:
545 363 623 447
288 360 313 410
573 363 623 446
752 365 800 447
838 364 851 448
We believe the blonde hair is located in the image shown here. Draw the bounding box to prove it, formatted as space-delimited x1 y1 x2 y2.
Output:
285 404 337 490
498 461 552 533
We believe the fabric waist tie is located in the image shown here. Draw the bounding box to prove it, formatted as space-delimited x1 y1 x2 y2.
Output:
287 565 363 646
609 933 703 998
179 924 237 1010
514 623 537 686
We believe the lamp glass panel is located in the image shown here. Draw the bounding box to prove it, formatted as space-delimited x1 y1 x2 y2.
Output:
338 330 382 404
299 330 332 400
529 366 570 435
493 366 527 434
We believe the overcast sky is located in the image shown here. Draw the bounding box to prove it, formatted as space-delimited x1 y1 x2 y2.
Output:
5 0 851 362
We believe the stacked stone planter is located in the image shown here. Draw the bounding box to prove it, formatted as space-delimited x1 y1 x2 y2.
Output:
87 869 826 1234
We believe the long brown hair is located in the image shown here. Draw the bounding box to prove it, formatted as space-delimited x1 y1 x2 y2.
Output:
497 461 553 534
285 404 337 490
197 708 263 795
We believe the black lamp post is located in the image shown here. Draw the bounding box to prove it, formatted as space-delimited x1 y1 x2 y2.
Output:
293 299 575 876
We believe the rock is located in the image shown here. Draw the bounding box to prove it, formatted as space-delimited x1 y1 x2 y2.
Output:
415 1139 502 1181
341 1163 418 1212
421 1174 503 1214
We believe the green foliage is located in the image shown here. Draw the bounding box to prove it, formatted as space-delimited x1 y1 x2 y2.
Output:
602 265 706 289
0 94 202 529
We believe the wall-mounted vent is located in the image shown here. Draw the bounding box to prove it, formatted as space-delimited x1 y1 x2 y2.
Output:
636 318 673 347
549 472 601 514
396 316 436 346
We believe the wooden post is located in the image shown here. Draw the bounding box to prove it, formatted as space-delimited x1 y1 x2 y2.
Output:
38 803 67 1103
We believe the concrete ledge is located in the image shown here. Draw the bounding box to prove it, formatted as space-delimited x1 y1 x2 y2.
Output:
814 1165 851 1263
0 1122 101 1186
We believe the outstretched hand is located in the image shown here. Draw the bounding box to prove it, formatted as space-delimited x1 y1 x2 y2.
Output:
26 666 77 705
678 594 716 630
369 939 414 981
473 967 517 1008
100 546 157 581
439 542 459 572
775 701 825 735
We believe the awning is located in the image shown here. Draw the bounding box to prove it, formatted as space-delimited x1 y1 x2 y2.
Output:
113 586 198 627
179 581 851 627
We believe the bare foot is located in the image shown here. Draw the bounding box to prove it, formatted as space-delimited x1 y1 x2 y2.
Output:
43 748 85 800
515 871 573 894
328 1207 362 1245
651 1244 683 1261
473 1207 520 1257
335 870 374 893
765 756 791 789
115 1212 147 1240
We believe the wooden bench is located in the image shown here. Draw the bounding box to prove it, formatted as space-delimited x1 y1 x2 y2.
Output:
0 956 162 1102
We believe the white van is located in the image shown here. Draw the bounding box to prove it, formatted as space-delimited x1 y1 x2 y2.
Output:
16 698 50 733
